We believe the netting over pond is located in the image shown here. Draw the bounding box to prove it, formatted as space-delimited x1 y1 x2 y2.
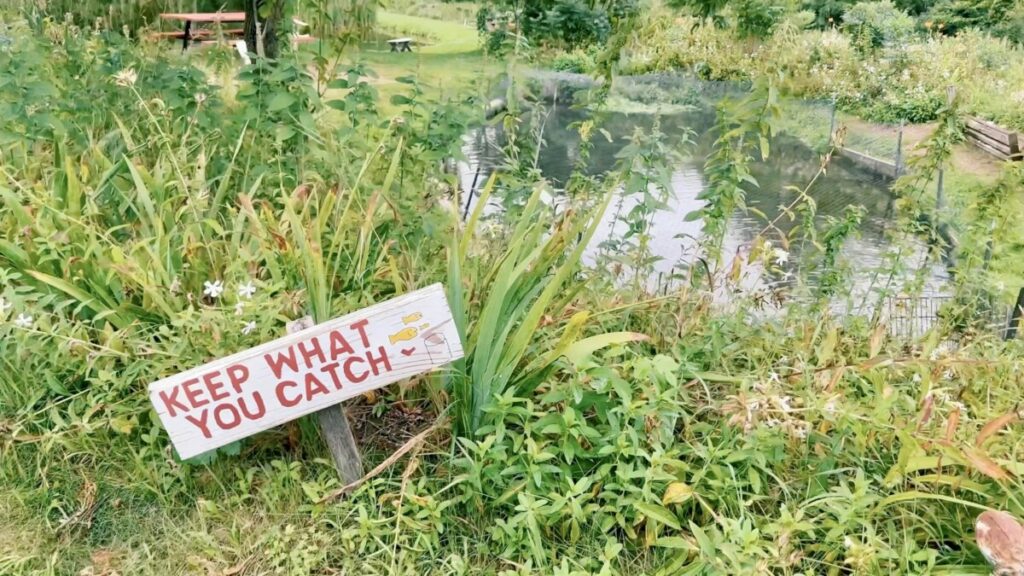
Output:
462 74 959 326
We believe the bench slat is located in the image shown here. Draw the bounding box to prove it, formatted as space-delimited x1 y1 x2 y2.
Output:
966 118 1017 147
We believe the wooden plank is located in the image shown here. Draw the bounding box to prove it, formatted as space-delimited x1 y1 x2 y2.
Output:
966 127 1014 155
969 137 1014 161
160 12 246 23
836 147 899 178
148 284 464 460
966 118 1017 147
286 317 363 483
150 29 242 40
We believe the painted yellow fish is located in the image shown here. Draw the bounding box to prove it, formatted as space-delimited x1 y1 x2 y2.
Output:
402 312 423 325
389 327 419 344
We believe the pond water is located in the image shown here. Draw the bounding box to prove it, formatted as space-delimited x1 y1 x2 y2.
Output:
457 104 949 307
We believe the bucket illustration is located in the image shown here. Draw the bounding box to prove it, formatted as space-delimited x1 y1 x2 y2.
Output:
423 333 451 363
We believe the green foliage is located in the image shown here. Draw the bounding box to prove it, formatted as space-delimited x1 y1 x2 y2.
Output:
927 0 1018 37
734 0 786 38
6 4 1024 576
687 79 779 258
843 0 916 51
477 0 637 52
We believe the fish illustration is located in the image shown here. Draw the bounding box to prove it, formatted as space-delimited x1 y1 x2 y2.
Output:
389 327 419 344
402 312 423 325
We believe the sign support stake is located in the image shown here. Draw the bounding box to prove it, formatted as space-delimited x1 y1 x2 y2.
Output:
288 316 364 483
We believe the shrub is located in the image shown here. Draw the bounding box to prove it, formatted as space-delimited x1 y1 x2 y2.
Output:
843 0 916 51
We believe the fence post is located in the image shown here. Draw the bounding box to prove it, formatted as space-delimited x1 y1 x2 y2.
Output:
895 120 904 175
936 168 944 214
1006 287 1024 340
828 98 837 146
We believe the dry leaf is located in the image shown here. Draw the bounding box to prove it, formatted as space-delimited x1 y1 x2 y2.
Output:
868 322 886 358
977 412 1021 448
962 446 1011 481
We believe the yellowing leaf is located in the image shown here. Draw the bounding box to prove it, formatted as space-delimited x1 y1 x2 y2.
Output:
662 482 694 506
110 416 135 435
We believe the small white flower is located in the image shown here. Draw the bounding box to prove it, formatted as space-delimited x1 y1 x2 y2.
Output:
844 537 854 549
195 92 207 105
14 313 33 328
241 321 257 335
234 301 245 316
203 280 224 299
0 297 11 314
779 396 793 413
237 281 256 299
169 277 181 294
113 68 137 87
768 371 781 383
942 369 954 381
765 418 781 428
773 248 789 266
912 373 922 383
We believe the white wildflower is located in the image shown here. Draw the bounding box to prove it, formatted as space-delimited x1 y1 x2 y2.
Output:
237 281 256 299
779 396 793 413
765 418 781 428
14 313 33 328
234 301 245 316
113 68 137 87
203 280 224 299
0 297 11 314
942 369 954 381
241 321 257 336
769 371 781 383
195 92 207 105
844 537 854 549
912 373 922 383
169 276 181 294
773 248 789 266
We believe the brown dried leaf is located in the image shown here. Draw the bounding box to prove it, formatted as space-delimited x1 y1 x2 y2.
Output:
945 408 961 444
868 322 886 358
962 446 1011 481
977 412 1021 448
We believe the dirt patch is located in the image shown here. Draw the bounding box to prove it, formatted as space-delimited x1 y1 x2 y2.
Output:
843 117 1003 183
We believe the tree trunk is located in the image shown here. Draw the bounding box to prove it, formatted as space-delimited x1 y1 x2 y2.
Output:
243 0 286 60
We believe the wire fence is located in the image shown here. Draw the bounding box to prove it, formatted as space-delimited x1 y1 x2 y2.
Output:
885 294 1013 342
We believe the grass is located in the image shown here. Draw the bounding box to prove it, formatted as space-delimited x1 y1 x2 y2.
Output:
376 9 480 54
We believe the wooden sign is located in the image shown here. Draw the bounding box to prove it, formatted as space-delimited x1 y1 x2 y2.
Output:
148 284 463 460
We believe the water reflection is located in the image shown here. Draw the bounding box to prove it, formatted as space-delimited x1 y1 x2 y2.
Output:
458 104 948 303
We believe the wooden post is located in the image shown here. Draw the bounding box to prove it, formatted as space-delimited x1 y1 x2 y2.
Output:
895 120 904 175
1005 287 1024 340
936 168 944 214
828 98 837 146
287 316 364 483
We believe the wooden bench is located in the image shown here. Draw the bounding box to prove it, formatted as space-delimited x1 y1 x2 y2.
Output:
966 117 1022 161
149 28 243 40
388 37 413 52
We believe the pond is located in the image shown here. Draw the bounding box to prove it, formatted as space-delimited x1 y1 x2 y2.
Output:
457 102 949 310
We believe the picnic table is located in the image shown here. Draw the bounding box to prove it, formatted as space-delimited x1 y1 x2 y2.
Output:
159 12 245 51
388 37 413 52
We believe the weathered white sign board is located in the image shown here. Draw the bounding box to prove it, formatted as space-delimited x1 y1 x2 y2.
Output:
148 283 463 460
